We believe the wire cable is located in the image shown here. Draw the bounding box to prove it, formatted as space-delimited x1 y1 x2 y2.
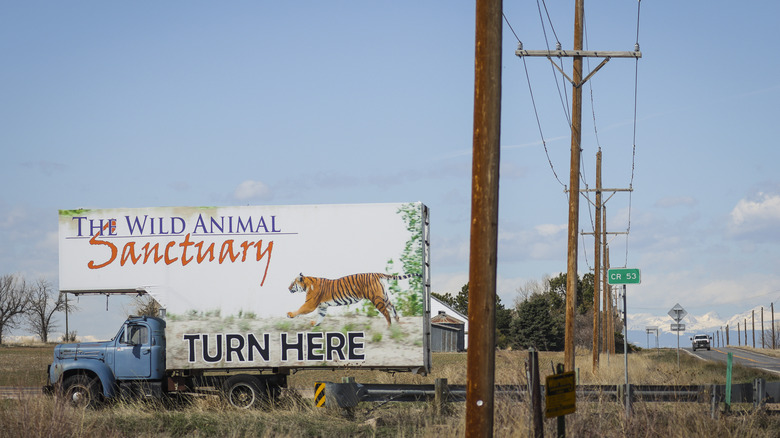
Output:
625 0 642 267
521 57 566 189
505 6 571 190
536 0 572 126
504 10 567 189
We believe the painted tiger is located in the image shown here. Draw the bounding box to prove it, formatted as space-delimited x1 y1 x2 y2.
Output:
286 272 420 327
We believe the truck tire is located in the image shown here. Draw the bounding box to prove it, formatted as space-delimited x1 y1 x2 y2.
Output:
60 375 101 408
223 375 265 409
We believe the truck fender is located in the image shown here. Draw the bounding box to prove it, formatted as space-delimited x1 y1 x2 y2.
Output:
58 361 117 398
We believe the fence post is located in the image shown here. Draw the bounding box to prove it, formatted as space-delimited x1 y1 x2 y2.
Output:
339 377 357 419
529 349 543 438
710 384 720 419
555 363 566 438
753 378 766 410
435 378 449 416
625 383 633 418
725 352 733 413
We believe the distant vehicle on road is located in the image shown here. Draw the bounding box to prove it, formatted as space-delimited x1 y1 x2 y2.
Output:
691 334 711 351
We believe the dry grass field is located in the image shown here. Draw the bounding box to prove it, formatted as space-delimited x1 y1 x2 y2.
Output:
1 344 780 437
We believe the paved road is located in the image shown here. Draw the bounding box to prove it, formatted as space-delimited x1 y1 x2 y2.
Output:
688 346 780 375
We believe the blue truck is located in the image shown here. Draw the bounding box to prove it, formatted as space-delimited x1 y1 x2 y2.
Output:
46 314 286 408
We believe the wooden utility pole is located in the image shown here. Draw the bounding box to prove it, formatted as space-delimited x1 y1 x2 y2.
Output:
516 2 641 372
752 310 756 348
561 0 586 373
466 0 501 435
762 307 765 348
581 151 632 368
772 303 776 349
592 150 602 370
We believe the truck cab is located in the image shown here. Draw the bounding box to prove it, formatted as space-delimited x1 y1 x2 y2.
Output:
690 334 711 351
46 316 166 407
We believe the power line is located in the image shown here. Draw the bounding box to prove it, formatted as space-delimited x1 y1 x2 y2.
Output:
520 57 567 189
512 3 643 270
535 0 572 126
625 0 643 267
502 13 520 43
505 9 567 190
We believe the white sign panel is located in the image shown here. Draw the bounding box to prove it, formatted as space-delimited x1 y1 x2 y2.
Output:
667 303 687 322
59 203 430 371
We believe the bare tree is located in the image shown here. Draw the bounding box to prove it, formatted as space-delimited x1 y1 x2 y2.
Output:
26 278 65 343
514 275 549 307
0 274 32 344
761 322 780 349
127 294 161 317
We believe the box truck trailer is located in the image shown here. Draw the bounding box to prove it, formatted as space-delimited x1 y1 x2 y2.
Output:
46 203 431 408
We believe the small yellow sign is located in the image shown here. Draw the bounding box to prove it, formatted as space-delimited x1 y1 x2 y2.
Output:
314 382 326 408
545 371 576 418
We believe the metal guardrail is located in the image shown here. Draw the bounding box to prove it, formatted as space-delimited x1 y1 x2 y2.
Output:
318 379 780 409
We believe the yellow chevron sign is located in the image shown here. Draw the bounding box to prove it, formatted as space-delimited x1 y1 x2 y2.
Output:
314 382 326 407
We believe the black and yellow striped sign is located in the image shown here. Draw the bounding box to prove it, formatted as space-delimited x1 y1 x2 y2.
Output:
314 382 326 407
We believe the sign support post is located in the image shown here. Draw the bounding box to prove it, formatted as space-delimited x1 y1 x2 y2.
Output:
545 362 576 437
607 267 640 419
622 284 629 417
668 304 688 369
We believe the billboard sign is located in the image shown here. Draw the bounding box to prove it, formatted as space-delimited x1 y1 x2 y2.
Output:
59 203 430 371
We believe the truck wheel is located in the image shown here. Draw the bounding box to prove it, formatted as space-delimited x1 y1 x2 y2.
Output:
223 375 264 409
60 375 101 408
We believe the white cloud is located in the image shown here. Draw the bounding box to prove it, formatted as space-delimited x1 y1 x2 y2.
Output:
233 180 272 201
431 271 468 296
535 223 567 237
729 192 780 235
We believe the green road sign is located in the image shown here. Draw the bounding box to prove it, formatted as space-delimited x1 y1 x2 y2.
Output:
608 268 641 285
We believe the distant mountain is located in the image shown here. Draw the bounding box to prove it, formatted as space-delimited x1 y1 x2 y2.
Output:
625 305 778 348
629 306 776 334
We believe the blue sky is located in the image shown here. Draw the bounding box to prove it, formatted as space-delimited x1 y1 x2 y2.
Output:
3 1 780 343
